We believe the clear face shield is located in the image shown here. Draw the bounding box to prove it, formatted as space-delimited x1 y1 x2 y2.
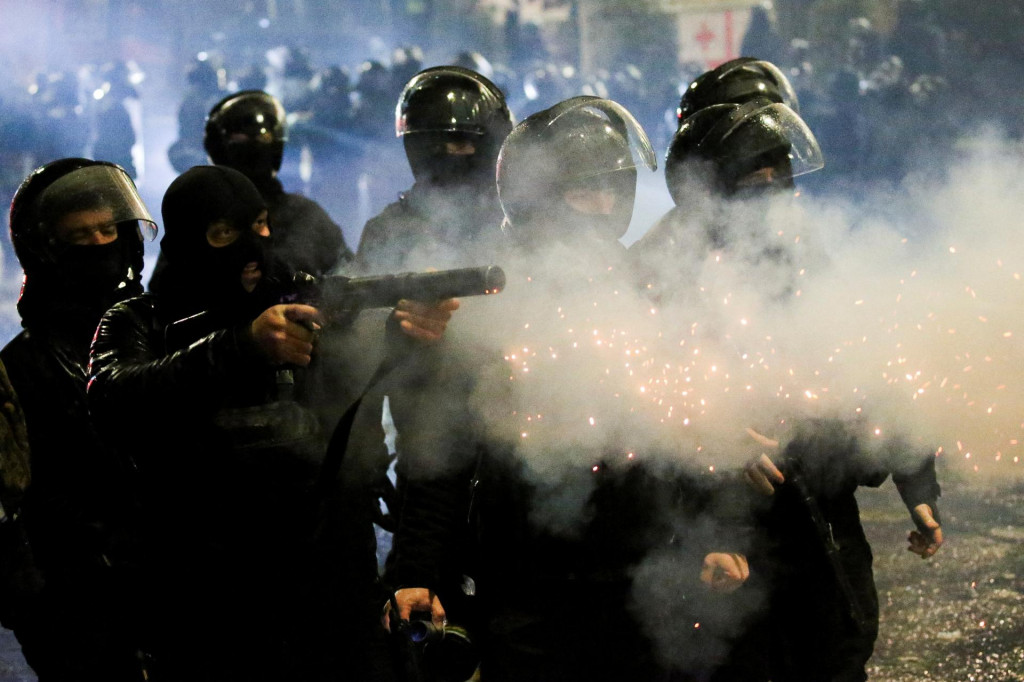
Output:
746 102 823 179
543 97 658 181
498 97 658 244
37 164 158 245
707 101 824 187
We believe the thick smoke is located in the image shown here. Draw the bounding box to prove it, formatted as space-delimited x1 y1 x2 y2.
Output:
373 130 1024 491
482 132 1023 478
367 130 1024 669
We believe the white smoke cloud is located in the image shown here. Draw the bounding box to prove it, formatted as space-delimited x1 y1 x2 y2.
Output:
371 130 1024 669
444 132 1024 486
377 133 1024 530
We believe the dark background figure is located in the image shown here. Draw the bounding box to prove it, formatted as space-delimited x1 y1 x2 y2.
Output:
90 61 140 179
356 65 513 273
0 92 47 278
887 0 948 82
346 59 414 230
384 97 750 682
390 45 426 98
167 56 225 174
299 63 367 240
27 71 89 162
308 64 354 131
1 158 158 681
740 4 787 69
274 44 316 114
351 60 399 143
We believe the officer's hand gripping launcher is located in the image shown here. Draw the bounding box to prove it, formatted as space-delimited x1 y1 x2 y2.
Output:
286 265 506 323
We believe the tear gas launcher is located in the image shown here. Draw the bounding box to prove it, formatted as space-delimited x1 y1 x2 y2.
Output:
165 265 506 349
286 265 506 322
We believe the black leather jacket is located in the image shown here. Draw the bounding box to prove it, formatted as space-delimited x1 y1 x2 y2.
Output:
2 327 134 582
88 293 328 566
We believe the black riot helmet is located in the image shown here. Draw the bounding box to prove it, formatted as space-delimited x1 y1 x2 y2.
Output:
396 65 513 188
9 158 157 330
666 97 823 203
497 96 656 245
676 57 798 128
204 90 288 181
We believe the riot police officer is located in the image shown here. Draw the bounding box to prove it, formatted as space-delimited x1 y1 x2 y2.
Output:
632 95 825 305
384 97 751 682
635 83 942 681
205 90 351 274
356 66 513 272
2 158 157 680
88 165 456 681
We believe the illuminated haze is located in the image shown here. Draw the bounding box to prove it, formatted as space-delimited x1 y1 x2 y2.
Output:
380 131 1024 491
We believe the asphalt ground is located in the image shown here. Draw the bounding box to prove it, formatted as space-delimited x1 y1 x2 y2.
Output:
0 477 1020 681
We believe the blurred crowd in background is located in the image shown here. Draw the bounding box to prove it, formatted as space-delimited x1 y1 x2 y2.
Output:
1 0 1022 295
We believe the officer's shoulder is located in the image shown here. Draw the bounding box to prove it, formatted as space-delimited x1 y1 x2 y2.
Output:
364 195 422 232
0 331 32 364
102 293 159 324
277 191 329 216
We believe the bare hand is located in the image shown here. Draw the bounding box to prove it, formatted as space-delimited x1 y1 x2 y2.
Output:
382 587 447 633
908 503 943 559
701 552 750 593
393 298 460 344
251 304 321 366
743 428 783 495
744 453 785 496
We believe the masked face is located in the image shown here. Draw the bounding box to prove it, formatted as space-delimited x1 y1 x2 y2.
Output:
205 210 270 294
224 137 280 184
728 163 796 200
50 208 139 297
405 133 493 188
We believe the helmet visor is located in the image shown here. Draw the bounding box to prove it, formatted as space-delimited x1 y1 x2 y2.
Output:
37 165 157 241
709 102 823 180
542 96 657 179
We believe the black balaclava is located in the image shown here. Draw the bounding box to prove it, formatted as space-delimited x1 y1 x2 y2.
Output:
159 165 270 321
